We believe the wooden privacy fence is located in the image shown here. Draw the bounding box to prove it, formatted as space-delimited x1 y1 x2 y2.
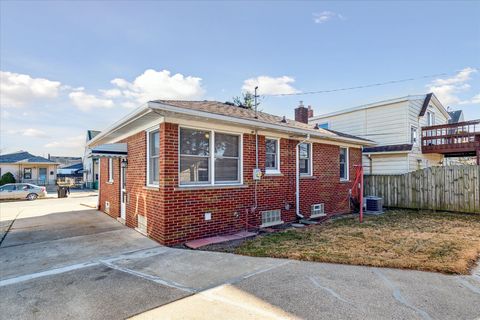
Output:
364 165 480 213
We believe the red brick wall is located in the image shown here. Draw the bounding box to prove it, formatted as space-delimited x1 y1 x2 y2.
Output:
99 158 120 219
99 122 362 245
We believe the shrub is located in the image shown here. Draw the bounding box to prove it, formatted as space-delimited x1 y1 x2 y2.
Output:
0 172 16 185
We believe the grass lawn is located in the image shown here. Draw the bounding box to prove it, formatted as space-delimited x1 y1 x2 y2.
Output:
236 210 480 274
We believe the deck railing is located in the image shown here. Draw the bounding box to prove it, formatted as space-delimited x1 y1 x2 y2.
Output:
422 120 480 154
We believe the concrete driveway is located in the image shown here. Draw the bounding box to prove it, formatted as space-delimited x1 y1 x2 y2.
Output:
1 193 479 320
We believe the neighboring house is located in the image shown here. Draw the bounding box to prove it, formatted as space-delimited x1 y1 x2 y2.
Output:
310 93 452 175
448 110 464 124
0 151 59 185
87 100 374 245
49 156 82 168
57 162 83 175
83 130 101 189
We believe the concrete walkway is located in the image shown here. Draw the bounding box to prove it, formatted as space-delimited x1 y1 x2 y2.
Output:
1 194 479 320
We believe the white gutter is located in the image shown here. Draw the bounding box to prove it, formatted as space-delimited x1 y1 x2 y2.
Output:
148 102 374 146
87 103 150 147
296 134 310 219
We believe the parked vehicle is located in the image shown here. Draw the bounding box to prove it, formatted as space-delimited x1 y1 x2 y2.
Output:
0 183 47 201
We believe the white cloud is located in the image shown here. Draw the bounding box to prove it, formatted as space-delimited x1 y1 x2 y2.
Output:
313 11 345 24
7 128 49 138
242 76 299 95
106 69 205 106
427 67 478 106
0 71 61 107
45 134 84 149
459 92 480 105
68 89 114 112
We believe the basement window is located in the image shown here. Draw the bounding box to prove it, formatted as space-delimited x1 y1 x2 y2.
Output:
261 209 283 227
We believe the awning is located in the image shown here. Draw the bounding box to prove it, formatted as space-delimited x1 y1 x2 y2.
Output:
90 143 128 158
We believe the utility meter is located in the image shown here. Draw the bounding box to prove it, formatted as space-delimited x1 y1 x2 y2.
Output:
253 168 262 180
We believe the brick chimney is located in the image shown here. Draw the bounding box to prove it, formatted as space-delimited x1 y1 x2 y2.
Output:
294 101 309 124
308 105 314 118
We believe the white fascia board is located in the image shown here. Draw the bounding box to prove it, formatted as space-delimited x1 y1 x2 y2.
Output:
429 93 450 119
310 95 428 121
148 101 375 146
86 104 150 147
364 150 411 155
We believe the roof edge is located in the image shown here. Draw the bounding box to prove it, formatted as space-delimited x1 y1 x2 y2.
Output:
149 101 375 146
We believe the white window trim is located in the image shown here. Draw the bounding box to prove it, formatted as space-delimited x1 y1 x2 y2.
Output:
426 110 435 126
411 125 418 146
108 158 114 183
178 126 243 187
146 126 160 187
299 142 313 176
265 137 281 174
339 146 349 181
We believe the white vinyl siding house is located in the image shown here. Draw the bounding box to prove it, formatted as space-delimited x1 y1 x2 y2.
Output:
310 94 449 175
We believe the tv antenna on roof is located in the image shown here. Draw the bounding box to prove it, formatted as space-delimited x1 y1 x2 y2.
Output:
254 86 259 119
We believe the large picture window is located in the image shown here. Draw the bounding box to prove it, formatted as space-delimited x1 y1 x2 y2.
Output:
299 143 311 176
339 147 349 181
147 129 160 186
265 138 280 173
179 128 241 186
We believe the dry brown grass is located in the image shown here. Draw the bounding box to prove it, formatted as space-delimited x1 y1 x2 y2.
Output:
236 210 480 274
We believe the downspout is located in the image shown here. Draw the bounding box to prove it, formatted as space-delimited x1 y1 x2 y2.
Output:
296 134 310 219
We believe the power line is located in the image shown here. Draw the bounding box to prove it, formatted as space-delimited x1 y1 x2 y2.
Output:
262 68 477 97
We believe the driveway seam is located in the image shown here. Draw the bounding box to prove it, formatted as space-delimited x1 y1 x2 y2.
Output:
0 209 22 247
99 260 196 293
373 268 432 320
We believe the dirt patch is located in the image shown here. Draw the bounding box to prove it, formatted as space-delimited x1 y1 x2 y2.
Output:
235 209 480 274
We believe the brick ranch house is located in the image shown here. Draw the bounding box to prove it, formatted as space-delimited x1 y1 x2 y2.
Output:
87 100 374 245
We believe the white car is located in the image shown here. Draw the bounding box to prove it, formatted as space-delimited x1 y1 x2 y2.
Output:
0 183 47 200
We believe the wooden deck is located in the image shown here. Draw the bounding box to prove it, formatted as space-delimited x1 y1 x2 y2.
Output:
422 120 480 163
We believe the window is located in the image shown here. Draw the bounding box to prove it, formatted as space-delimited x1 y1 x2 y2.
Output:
147 129 160 186
215 133 240 183
299 143 311 176
23 168 32 180
179 128 241 186
265 138 280 173
427 111 435 126
339 147 349 181
108 158 113 182
0 185 15 192
261 209 283 227
318 122 329 129
411 126 418 145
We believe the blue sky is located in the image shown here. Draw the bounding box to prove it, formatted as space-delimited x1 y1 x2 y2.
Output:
1 1 479 156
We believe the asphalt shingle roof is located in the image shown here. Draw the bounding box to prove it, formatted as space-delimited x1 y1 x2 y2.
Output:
87 130 101 141
153 100 373 143
0 151 56 164
448 110 463 124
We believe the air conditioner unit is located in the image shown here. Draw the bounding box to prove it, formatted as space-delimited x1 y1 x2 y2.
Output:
311 203 326 218
365 196 383 215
